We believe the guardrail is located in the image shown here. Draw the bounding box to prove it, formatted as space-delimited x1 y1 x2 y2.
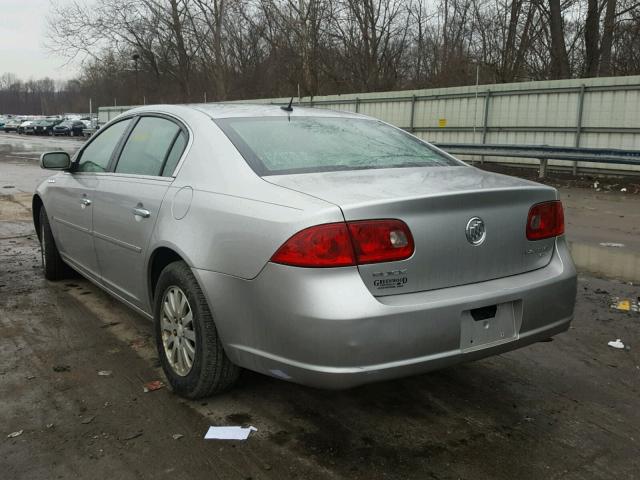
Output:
433 143 640 178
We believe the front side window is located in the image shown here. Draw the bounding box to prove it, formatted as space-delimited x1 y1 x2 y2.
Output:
216 116 461 175
115 117 181 176
77 119 131 173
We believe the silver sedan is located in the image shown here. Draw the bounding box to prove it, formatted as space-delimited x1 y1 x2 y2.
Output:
33 104 577 398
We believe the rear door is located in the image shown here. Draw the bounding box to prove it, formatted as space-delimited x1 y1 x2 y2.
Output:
92 115 188 310
47 118 132 278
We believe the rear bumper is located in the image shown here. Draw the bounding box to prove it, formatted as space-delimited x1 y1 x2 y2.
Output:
194 237 577 389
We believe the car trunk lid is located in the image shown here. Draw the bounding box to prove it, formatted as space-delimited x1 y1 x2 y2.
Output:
265 166 559 295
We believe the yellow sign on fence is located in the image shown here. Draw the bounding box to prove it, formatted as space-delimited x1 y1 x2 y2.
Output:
438 118 447 128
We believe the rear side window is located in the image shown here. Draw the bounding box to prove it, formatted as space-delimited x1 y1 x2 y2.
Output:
77 119 131 173
161 130 187 176
215 117 460 175
115 117 181 176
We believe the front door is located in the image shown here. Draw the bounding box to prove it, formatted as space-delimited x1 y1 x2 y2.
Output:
46 173 98 278
47 118 133 278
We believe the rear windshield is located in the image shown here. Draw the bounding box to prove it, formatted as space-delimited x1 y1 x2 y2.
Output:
215 116 460 175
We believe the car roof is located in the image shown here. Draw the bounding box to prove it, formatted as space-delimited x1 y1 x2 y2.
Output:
127 103 365 120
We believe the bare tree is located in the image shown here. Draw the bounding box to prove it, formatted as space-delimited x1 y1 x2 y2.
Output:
1 0 636 114
599 0 618 75
583 0 600 76
548 0 571 79
189 0 229 99
330 0 411 91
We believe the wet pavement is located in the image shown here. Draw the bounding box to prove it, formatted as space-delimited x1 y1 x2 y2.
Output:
1 133 640 479
0 132 82 194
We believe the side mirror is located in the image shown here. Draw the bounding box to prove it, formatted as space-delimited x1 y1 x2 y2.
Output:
40 151 71 170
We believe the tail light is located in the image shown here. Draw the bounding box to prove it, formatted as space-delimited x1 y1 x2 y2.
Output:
271 219 414 267
270 223 355 267
347 220 414 264
526 201 564 240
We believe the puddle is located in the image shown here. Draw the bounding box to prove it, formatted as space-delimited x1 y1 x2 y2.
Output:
569 241 640 283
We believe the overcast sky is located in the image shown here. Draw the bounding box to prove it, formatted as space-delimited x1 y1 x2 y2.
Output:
0 0 80 81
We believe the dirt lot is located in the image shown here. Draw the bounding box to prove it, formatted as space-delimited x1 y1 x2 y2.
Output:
1 134 639 479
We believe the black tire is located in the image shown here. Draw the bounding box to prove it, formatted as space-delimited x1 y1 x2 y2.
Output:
39 207 72 280
154 261 239 399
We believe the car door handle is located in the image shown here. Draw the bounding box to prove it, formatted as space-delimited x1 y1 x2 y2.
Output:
132 207 151 218
81 198 92 206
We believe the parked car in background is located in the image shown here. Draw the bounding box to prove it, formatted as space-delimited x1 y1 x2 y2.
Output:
34 119 62 135
34 104 577 399
0 118 6 130
81 119 100 137
24 121 41 135
3 119 22 132
53 120 85 136
18 120 34 134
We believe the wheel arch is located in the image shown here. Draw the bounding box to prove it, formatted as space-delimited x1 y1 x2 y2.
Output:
148 245 193 306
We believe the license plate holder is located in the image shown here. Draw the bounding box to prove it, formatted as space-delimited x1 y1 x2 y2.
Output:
460 301 519 352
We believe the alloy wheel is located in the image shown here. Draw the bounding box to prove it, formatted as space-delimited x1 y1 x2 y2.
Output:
160 286 196 376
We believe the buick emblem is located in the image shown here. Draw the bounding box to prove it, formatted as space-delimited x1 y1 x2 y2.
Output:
465 217 486 246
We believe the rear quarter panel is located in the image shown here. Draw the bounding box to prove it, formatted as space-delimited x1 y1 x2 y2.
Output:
150 187 342 279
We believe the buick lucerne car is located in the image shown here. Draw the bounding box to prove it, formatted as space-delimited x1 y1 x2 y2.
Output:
33 104 577 399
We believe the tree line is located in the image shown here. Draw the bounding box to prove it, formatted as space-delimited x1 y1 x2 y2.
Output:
0 74 89 115
2 0 639 115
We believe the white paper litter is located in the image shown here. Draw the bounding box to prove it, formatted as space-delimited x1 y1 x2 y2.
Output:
600 242 625 248
7 430 23 438
204 426 257 440
608 339 625 349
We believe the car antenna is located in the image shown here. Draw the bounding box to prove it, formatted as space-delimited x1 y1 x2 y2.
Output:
280 97 294 112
